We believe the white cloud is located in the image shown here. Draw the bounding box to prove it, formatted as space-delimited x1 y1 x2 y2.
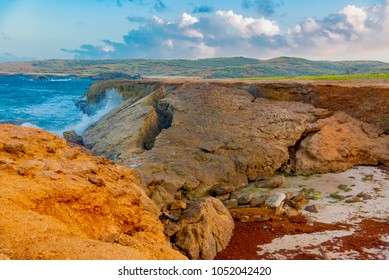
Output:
179 13 199 27
66 2 389 62
152 15 166 25
183 29 204 39
215 10 280 37
101 45 115 52
302 18 321 33
340 5 368 32
164 39 174 48
322 30 344 42
191 42 217 58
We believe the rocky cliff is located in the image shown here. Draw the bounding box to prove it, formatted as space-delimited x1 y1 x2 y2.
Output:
85 79 389 131
0 124 187 260
81 79 389 211
2 77 388 260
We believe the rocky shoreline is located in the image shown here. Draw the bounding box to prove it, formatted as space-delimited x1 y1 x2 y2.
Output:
1 78 389 260
216 165 389 260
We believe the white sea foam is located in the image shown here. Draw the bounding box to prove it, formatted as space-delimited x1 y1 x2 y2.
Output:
62 88 123 135
20 122 42 129
49 78 73 82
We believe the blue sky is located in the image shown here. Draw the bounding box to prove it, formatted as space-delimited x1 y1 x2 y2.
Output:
0 0 388 62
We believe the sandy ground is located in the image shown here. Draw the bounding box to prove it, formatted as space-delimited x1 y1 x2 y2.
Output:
216 166 389 260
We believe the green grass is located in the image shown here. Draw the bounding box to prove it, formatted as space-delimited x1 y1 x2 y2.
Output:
243 72 389 81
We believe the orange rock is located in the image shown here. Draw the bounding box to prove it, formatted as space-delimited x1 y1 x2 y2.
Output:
0 124 186 260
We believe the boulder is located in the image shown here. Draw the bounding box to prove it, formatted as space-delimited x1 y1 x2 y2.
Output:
164 197 234 260
237 194 254 205
223 199 239 209
295 112 389 174
213 185 236 196
305 205 319 213
253 175 285 188
0 124 186 260
265 193 286 208
63 130 83 146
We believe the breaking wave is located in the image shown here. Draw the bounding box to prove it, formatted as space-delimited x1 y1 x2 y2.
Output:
62 88 123 135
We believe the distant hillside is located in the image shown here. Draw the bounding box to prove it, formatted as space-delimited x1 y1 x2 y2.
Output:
0 56 388 79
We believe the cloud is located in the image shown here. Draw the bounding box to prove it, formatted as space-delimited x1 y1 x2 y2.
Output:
102 0 167 12
64 10 284 59
192 5 214 14
178 13 199 27
242 0 283 16
153 0 166 13
0 52 33 62
127 16 148 23
286 1 389 60
340 5 368 32
0 33 11 41
64 2 389 61
216 10 280 37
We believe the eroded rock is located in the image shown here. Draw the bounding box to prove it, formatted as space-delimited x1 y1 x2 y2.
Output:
295 112 389 174
265 193 286 208
0 124 186 260
164 197 234 260
82 87 168 161
63 130 84 146
81 82 389 206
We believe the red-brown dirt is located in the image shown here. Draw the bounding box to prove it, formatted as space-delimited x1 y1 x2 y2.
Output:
215 208 389 260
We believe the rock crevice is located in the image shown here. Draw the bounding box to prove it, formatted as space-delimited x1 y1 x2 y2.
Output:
78 79 389 260
82 82 389 207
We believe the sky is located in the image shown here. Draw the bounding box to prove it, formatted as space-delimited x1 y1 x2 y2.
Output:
0 0 388 62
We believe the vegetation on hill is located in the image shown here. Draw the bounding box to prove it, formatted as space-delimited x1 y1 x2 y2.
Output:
0 56 388 79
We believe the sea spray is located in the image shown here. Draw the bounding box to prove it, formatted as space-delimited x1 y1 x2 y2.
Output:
0 75 93 135
0 76 125 137
62 88 123 135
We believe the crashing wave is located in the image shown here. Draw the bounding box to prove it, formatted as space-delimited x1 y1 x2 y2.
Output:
63 88 123 135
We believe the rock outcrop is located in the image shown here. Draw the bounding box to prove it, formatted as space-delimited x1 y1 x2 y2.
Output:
0 124 186 260
294 112 389 173
78 79 389 260
163 197 234 260
85 79 389 131
82 87 171 161
82 81 389 209
83 83 324 203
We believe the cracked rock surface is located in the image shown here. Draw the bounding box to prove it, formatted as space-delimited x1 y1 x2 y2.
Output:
81 81 389 260
83 83 388 204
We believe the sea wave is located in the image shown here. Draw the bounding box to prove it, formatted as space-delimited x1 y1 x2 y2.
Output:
49 78 73 82
62 88 123 135
20 122 42 129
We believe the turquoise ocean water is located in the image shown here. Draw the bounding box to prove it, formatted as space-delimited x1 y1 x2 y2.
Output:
0 75 122 136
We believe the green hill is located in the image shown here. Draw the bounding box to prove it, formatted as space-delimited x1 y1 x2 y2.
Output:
0 56 388 79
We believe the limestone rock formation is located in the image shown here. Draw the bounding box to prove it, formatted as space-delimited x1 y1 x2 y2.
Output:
82 82 389 208
163 197 234 260
0 124 186 260
83 83 330 204
63 130 83 146
294 112 389 174
83 87 168 161
78 79 389 260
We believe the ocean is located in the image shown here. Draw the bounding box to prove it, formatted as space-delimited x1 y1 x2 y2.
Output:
0 75 123 136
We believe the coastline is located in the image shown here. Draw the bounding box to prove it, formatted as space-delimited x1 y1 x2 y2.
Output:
1 76 388 260
216 166 389 260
